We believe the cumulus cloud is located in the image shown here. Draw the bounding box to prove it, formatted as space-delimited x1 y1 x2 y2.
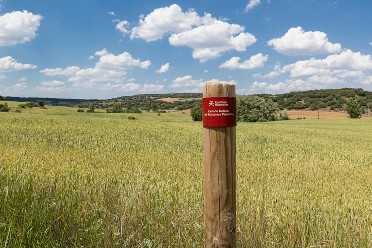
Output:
95 48 109 57
169 18 256 62
0 56 36 72
247 79 312 93
36 80 65 92
131 4 256 62
245 0 261 12
131 4 201 41
0 10 43 46
102 83 164 93
116 20 130 35
254 64 282 78
141 84 165 92
40 66 80 76
102 82 141 92
171 75 203 90
156 63 170 73
68 51 151 85
268 26 341 56
247 49 372 93
42 50 151 93
282 50 372 77
220 53 268 70
2 79 28 96
369 42 372 46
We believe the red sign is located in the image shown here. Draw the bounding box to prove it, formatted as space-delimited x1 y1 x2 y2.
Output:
202 97 237 127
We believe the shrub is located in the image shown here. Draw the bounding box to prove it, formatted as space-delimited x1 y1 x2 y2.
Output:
191 104 202 121
86 103 95 113
237 95 279 122
19 102 38 108
346 98 362 118
279 111 289 120
0 103 10 112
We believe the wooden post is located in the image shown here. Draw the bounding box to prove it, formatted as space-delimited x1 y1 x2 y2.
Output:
203 82 236 248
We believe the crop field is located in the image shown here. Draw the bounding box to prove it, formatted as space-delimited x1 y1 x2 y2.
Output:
0 104 371 247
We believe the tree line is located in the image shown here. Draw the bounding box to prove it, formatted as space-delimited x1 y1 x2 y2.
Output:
192 90 370 122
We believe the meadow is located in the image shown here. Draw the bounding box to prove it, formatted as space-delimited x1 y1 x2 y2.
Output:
0 103 371 247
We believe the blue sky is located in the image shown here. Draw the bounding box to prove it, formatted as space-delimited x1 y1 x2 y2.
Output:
1 0 372 99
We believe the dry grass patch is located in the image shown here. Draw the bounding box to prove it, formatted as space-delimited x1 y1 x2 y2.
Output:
287 110 349 119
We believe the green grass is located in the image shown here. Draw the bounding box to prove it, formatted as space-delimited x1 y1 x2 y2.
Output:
0 105 371 247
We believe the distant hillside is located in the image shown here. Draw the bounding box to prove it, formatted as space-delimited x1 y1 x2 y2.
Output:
2 88 372 112
106 93 202 111
268 88 372 111
3 96 97 107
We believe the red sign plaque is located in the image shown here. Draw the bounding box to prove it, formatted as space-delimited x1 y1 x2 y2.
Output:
202 97 237 127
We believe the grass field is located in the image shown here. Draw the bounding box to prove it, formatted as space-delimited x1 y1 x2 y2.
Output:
0 103 371 247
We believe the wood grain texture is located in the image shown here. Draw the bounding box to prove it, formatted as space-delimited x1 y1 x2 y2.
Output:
203 82 236 248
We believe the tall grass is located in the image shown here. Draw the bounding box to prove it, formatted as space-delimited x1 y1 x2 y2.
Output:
0 110 371 247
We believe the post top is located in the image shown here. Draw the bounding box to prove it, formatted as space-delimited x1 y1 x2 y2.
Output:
204 81 236 86
203 81 235 97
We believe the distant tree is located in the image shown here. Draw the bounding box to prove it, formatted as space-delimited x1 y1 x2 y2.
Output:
0 103 10 112
87 103 95 113
191 104 202 121
18 102 38 108
237 95 279 122
0 95 5 101
346 98 362 118
36 100 45 107
112 102 123 113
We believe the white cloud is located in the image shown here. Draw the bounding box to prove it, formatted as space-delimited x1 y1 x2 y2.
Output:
36 80 65 92
254 64 282 78
156 63 170 73
369 42 372 46
40 80 65 87
220 53 268 70
94 51 151 70
95 48 109 57
107 12 115 16
171 75 203 89
99 82 165 94
131 4 256 62
245 0 261 12
169 18 256 62
40 66 80 76
282 50 372 78
103 82 141 92
246 49 372 93
0 10 43 46
0 74 6 80
268 26 341 56
131 4 201 41
3 80 28 96
141 84 165 92
116 20 130 35
247 79 313 93
43 50 151 93
264 49 372 78
0 56 36 72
